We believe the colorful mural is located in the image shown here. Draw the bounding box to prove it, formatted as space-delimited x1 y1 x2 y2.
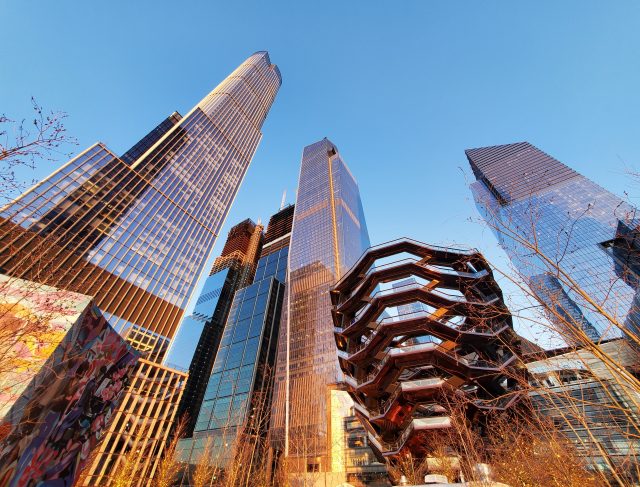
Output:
0 280 139 486
0 274 91 417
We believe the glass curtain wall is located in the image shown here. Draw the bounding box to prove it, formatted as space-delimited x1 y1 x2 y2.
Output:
0 52 281 361
467 142 640 343
0 52 280 484
270 138 370 475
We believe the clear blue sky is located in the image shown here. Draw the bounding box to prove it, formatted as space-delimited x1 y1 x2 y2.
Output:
2 1 639 345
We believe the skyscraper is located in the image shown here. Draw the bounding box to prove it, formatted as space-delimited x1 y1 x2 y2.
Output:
0 51 281 483
120 112 183 165
467 142 639 344
260 203 295 259
178 276 285 475
270 138 370 481
165 219 264 436
175 205 294 477
392 277 426 317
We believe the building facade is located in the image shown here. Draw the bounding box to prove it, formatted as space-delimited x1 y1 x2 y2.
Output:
342 408 392 487
392 278 427 317
166 219 264 436
0 52 281 483
175 205 293 482
261 204 295 259
120 112 183 165
270 138 371 481
467 142 639 344
177 276 285 476
525 339 640 482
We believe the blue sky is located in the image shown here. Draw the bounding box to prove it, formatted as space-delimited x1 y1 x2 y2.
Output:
2 1 639 345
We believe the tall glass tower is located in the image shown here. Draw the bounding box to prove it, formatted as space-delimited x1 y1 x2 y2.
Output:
175 206 294 482
270 138 370 479
0 51 281 483
165 219 264 437
467 142 639 344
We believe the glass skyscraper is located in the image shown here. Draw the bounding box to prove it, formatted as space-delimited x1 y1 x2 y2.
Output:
270 138 370 479
0 51 280 483
392 278 427 316
177 260 286 472
175 205 293 478
165 219 264 437
467 142 639 344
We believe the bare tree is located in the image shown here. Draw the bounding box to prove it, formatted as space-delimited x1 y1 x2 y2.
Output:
191 438 219 487
1 97 76 202
155 415 188 487
467 179 640 484
110 447 141 487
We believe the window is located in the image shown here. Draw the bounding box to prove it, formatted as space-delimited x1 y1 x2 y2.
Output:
225 342 245 369
347 434 366 448
204 373 221 400
239 298 256 320
242 337 260 365
233 319 251 342
249 314 265 338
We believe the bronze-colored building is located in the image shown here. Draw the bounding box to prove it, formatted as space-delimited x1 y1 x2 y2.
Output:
0 52 281 484
261 203 295 257
269 139 372 483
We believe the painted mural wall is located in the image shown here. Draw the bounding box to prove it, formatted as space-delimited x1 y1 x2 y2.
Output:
0 275 139 486
0 274 91 417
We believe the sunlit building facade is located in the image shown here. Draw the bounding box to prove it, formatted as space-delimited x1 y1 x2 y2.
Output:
467 142 640 344
0 51 281 484
342 409 392 486
270 138 371 481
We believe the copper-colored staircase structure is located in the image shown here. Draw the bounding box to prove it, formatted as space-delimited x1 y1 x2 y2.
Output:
331 238 523 458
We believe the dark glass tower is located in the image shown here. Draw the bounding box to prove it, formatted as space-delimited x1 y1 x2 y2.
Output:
0 52 281 483
165 219 264 436
467 142 639 344
176 205 294 475
120 112 183 165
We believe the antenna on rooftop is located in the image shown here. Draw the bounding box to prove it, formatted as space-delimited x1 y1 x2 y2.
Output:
280 190 287 210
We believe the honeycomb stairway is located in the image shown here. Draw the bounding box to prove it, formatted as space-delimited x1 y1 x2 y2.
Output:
331 238 524 458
